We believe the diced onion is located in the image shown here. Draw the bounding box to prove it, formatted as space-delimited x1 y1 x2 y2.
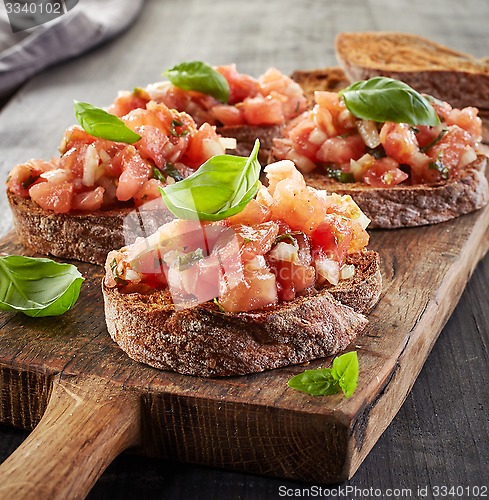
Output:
40 168 71 184
144 81 173 101
286 150 317 173
340 264 355 280
202 138 225 158
308 128 327 145
125 269 141 282
82 143 100 187
458 147 477 168
268 242 299 263
219 137 237 150
357 120 381 149
316 258 340 285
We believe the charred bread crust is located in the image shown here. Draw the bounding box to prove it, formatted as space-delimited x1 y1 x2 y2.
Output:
102 250 381 377
7 191 173 265
301 154 488 228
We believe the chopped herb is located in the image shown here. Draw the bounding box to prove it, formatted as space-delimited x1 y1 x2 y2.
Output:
213 297 226 312
369 145 387 159
163 163 184 182
428 154 449 180
170 119 190 137
152 164 184 183
420 128 448 153
178 248 205 271
21 175 36 189
273 232 300 247
110 258 128 285
326 168 355 183
243 237 253 243
152 167 166 182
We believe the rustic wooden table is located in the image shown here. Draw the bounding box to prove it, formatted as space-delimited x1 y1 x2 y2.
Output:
0 0 488 498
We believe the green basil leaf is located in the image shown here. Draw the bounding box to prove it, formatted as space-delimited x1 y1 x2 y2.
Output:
159 139 261 221
288 351 359 397
339 77 440 127
287 368 341 396
74 101 141 144
0 256 84 317
164 61 230 103
331 351 359 398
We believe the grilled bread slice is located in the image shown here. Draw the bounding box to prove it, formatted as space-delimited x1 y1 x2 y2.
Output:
302 154 489 229
335 31 489 110
103 250 381 377
7 191 174 265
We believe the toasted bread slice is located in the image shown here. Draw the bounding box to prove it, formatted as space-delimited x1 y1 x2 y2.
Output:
7 191 174 265
335 32 489 110
103 250 381 377
302 154 489 229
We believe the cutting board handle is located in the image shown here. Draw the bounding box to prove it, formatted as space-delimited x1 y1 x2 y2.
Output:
0 373 140 499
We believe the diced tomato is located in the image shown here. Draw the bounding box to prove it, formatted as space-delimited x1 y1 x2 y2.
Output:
227 199 272 226
316 134 366 165
270 178 327 234
414 125 440 149
311 215 353 263
287 117 320 160
380 122 420 165
242 94 285 126
116 146 152 201
428 125 474 172
445 107 482 143
59 126 95 154
107 91 149 117
29 181 73 214
136 126 170 168
59 145 87 179
7 161 48 198
218 266 278 312
216 64 260 105
362 157 409 187
233 222 280 261
314 91 356 134
210 104 245 126
181 123 224 168
72 187 105 211
133 178 165 207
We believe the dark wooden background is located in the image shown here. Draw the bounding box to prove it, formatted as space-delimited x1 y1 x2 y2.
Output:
0 0 488 498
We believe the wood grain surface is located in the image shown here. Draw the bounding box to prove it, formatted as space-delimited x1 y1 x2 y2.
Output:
0 0 488 498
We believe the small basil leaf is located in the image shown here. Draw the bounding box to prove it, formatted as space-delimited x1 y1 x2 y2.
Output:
339 77 440 127
0 256 84 317
159 139 261 221
287 368 341 396
74 101 141 144
331 351 359 398
164 61 230 103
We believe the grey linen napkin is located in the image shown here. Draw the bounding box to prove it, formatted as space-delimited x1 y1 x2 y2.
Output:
0 0 145 97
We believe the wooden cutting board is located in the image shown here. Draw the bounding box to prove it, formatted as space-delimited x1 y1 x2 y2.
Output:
0 199 487 498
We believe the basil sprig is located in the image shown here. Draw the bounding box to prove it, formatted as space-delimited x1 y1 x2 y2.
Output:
74 101 141 144
339 77 440 127
288 351 359 398
160 140 261 221
164 61 230 103
0 256 84 317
